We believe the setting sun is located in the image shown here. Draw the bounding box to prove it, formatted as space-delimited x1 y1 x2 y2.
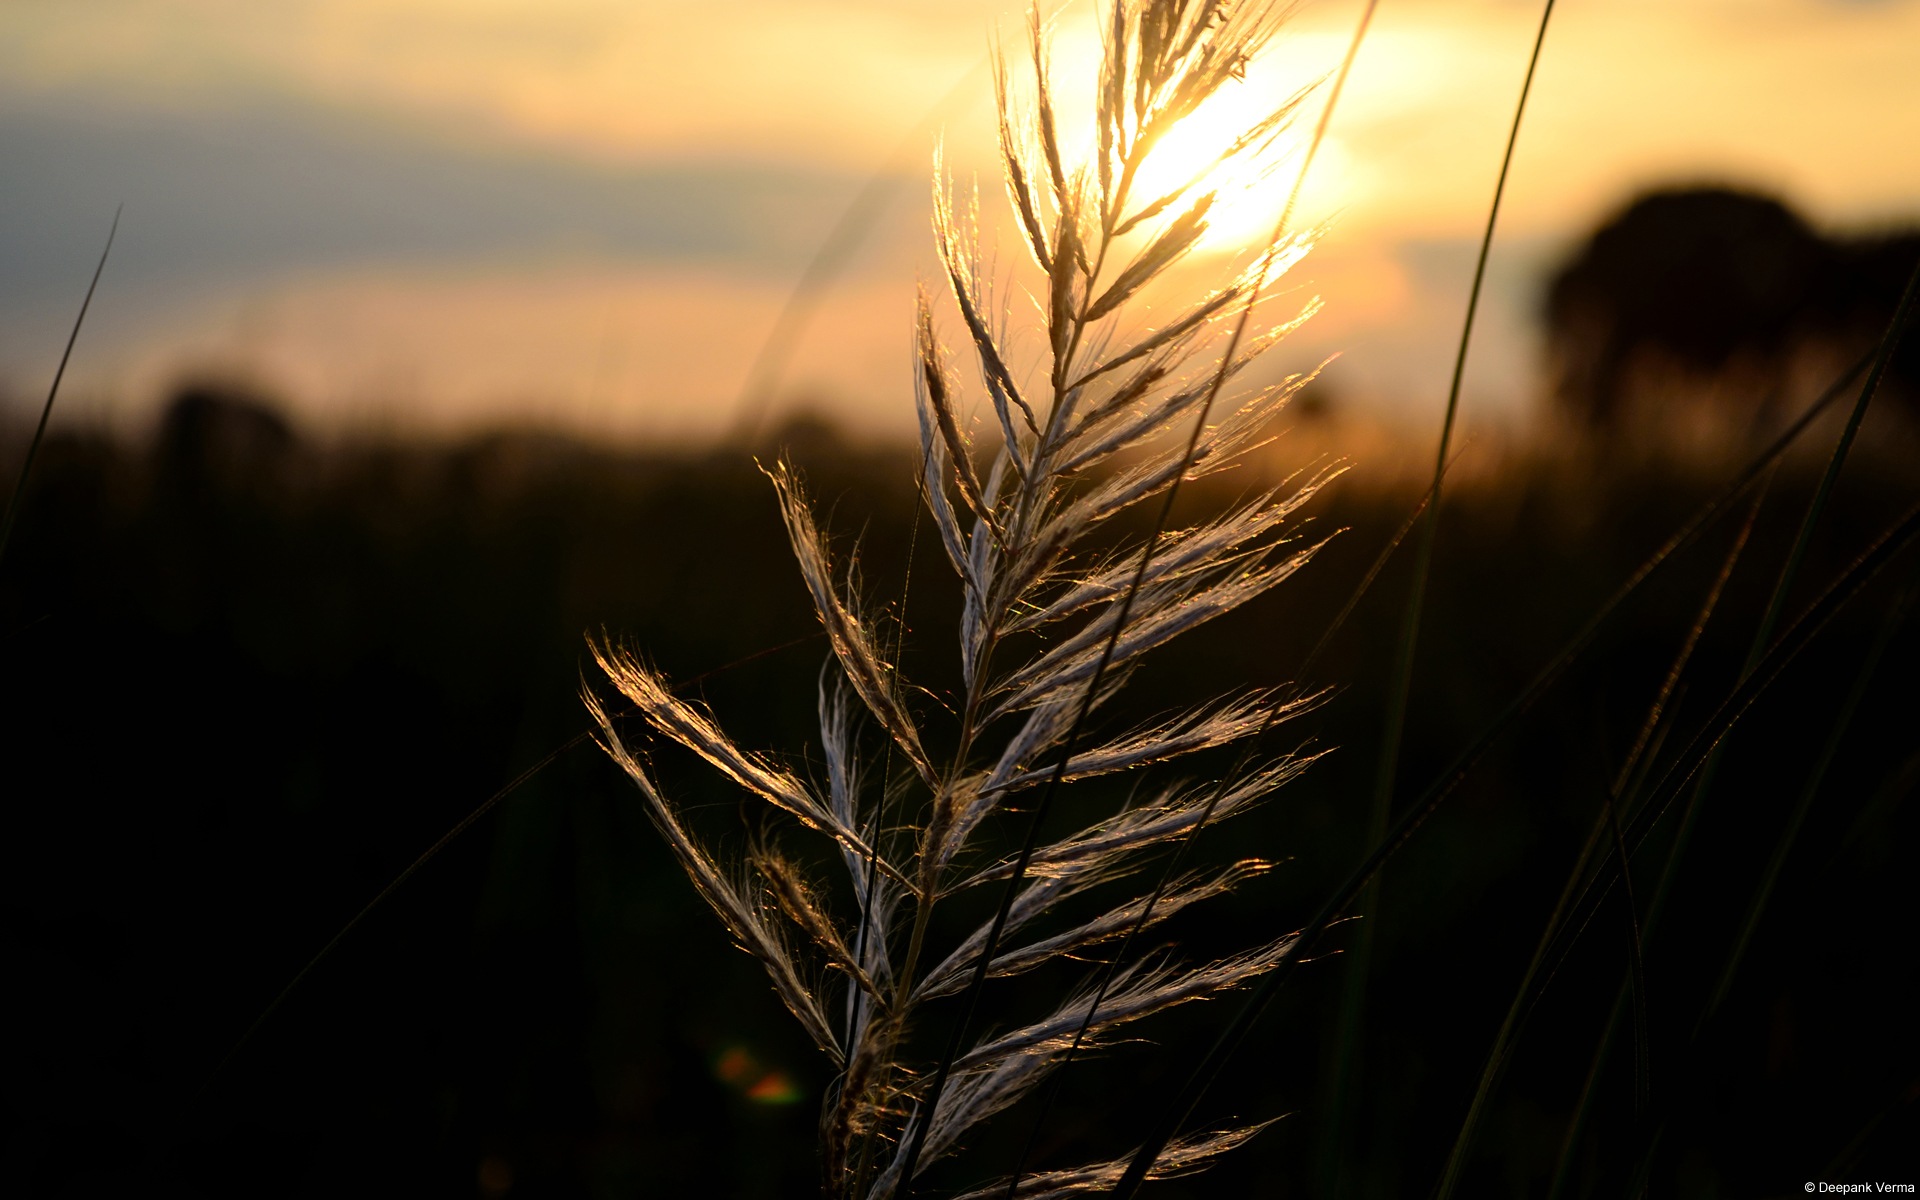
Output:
1124 85 1333 253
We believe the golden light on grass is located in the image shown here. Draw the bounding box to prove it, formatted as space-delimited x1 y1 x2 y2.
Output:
1028 18 1334 257
1124 89 1344 254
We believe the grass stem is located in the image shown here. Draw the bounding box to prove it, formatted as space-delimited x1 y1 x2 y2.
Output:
0 206 119 572
1107 348 1882 1199
995 9 1381 1191
1320 6 1555 1186
1429 483 1763 1200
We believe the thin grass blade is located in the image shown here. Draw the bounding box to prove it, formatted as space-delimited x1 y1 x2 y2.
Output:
1321 7 1554 1186
1695 579 1914 1031
0 206 119 570
1112 491 1920 1200
1429 482 1763 1200
200 630 822 1095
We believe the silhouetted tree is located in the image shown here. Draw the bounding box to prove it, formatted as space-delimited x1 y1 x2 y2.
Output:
1544 186 1917 437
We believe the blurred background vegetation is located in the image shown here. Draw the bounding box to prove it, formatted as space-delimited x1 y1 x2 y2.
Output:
4 181 1918 1191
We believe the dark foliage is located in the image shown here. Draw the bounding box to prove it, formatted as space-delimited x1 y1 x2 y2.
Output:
2 390 1916 1197
1545 186 1920 433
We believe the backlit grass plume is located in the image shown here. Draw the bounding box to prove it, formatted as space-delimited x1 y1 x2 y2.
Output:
588 2 1330 1193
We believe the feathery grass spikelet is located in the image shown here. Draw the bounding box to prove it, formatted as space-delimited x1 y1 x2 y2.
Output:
589 2 1332 1192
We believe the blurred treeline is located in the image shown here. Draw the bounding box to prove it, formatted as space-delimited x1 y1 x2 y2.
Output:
3 379 1916 1198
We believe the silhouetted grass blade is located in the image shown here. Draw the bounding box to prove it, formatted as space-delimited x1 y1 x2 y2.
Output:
0 206 119 570
1321 5 1554 1186
1696 578 1914 1034
202 631 824 1092
1429 484 1763 1200
995 9 1381 1193
1108 350 1885 1200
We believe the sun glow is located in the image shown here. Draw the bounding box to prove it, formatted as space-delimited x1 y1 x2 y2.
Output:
1122 84 1343 254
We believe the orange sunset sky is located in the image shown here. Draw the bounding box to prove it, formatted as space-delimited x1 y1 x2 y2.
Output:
3 0 1917 442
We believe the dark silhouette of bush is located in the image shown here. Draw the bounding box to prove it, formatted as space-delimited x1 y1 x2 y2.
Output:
154 379 299 500
1545 186 1918 436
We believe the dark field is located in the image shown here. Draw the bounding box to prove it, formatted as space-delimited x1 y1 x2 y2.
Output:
3 400 1917 1198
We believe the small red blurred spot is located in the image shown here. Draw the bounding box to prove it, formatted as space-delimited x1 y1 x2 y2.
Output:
714 1045 758 1085
745 1071 801 1105
713 1044 802 1104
